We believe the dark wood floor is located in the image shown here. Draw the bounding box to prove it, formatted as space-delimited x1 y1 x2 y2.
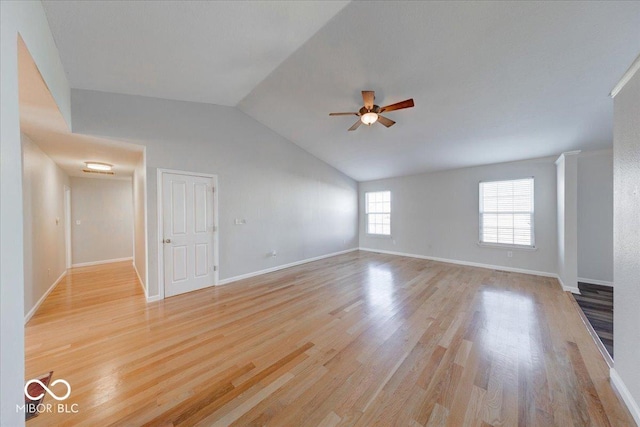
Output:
25 252 634 426
573 283 614 358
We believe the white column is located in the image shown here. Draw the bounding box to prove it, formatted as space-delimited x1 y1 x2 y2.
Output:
556 151 580 293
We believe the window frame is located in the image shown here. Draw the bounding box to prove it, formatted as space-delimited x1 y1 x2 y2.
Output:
365 190 392 237
478 177 536 250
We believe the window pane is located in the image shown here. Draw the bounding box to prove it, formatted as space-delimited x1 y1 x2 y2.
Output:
496 213 510 227
513 196 531 211
513 213 530 229
480 178 534 246
483 213 498 228
483 228 498 243
365 191 391 235
483 196 498 212
498 229 513 244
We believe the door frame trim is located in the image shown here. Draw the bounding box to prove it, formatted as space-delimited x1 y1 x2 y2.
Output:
156 168 219 300
64 185 72 269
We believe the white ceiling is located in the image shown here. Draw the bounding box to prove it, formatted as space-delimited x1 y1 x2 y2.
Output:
42 1 640 182
19 38 143 179
42 1 349 106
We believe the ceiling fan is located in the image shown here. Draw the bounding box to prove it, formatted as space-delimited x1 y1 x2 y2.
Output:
329 90 414 131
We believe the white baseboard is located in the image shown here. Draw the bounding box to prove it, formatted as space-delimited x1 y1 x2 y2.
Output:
610 368 640 426
132 261 147 298
358 247 559 278
72 257 133 268
578 277 614 287
218 248 359 286
359 247 580 293
24 270 66 324
132 261 161 303
556 275 581 294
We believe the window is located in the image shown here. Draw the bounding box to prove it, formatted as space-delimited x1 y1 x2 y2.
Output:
365 191 391 236
479 178 534 247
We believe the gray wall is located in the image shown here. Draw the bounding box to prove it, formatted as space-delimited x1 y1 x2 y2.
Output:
613 64 640 416
359 156 558 274
133 152 147 289
70 177 133 265
577 150 614 283
22 133 70 317
71 89 359 297
1 1 71 422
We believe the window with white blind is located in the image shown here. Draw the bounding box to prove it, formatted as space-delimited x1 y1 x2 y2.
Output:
365 191 391 236
479 178 534 247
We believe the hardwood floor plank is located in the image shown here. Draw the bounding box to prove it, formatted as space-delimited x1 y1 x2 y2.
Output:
566 341 612 427
24 252 636 426
206 372 295 427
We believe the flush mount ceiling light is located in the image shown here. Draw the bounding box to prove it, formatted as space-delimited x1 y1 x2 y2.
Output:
85 162 113 171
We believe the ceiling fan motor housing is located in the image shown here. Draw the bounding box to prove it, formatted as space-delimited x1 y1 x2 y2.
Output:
359 105 381 115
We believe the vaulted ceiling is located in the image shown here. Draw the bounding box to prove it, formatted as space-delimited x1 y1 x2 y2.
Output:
42 1 349 106
43 1 640 181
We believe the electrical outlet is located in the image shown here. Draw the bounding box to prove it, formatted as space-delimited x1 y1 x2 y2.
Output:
47 268 51 277
507 251 513 258
270 250 277 257
76 220 81 225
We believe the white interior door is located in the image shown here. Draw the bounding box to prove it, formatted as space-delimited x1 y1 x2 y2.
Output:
162 172 216 297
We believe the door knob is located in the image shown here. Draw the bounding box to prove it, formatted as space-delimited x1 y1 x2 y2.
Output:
163 239 171 244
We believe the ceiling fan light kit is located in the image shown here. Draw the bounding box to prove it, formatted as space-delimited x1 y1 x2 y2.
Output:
330 90 414 131
361 111 378 125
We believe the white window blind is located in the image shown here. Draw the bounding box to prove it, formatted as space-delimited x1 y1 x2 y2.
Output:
365 191 391 236
479 178 534 247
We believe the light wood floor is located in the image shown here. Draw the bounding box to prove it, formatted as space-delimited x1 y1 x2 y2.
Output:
25 251 635 426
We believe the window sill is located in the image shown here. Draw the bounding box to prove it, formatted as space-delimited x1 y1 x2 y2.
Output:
477 242 537 251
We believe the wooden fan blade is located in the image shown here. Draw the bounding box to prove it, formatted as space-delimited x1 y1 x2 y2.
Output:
380 98 414 112
377 115 395 127
348 119 362 131
362 91 375 109
329 112 358 116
